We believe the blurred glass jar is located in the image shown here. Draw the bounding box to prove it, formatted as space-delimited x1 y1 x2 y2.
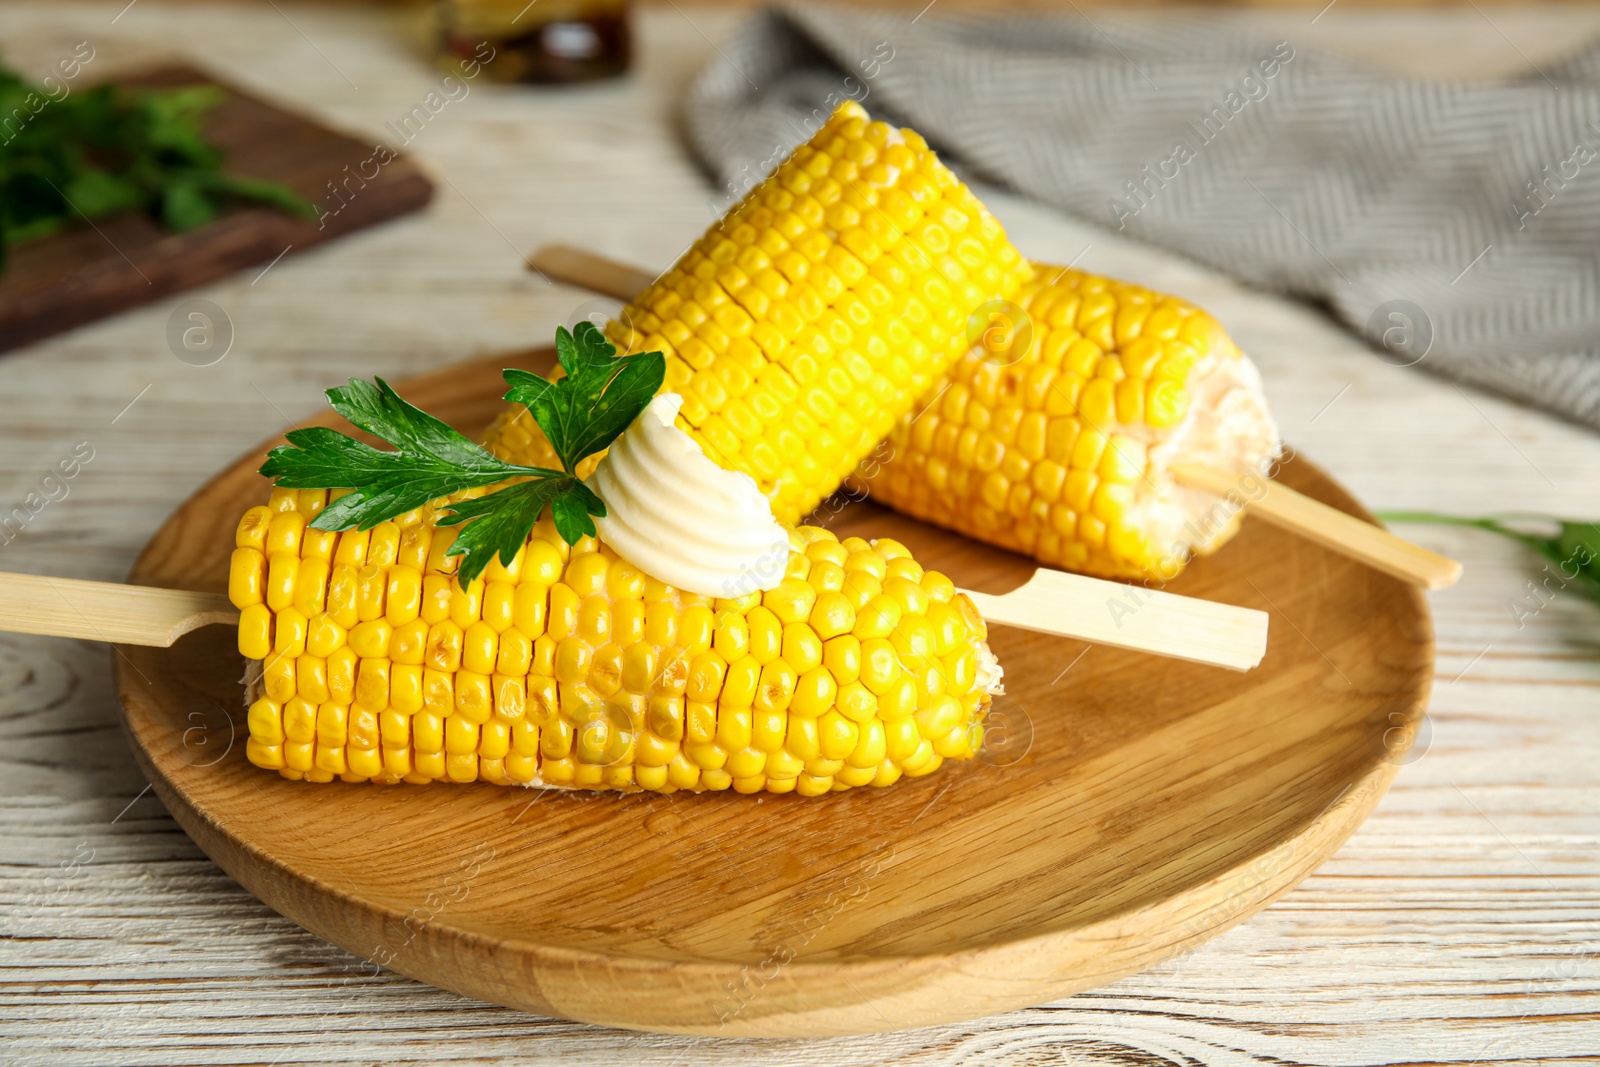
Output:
437 0 631 84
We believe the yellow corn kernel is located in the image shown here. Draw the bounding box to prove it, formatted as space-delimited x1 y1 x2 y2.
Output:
272 607 307 658
292 557 330 619
296 655 329 704
679 604 715 651
265 510 306 556
781 624 823 674
621 642 656 694
854 594 901 640
463 621 499 675
246 739 284 770
746 607 782 664
413 711 444 752
248 698 285 745
420 574 452 624
348 746 382 779
389 618 427 665
391 663 423 714
547 584 578 640
333 527 369 567
316 701 349 749
265 552 299 612
349 568 388 628
367 522 400 569
238 604 273 660
755 659 797 713
327 645 357 705
497 627 532 677
261 654 296 703
426 620 463 673
449 577 483 629
764 578 817 624
355 657 390 712
824 634 862 684
236 506 271 551
818 710 859 761
512 582 548 638
385 566 423 626
326 565 358 629
481 581 515 633
455 671 493 723
348 619 392 659
791 666 837 718
228 547 266 609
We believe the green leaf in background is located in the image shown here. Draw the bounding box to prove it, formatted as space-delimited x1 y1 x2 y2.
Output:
0 58 314 269
161 178 218 231
1382 512 1600 601
63 168 142 218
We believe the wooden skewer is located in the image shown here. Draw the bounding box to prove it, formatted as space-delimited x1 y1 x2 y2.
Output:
0 572 238 647
0 568 1264 670
529 243 654 303
529 244 1464 592
962 569 1266 671
1169 464 1462 590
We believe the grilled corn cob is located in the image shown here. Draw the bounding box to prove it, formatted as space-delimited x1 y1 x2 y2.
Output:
487 99 1032 520
861 266 1280 582
230 487 1000 794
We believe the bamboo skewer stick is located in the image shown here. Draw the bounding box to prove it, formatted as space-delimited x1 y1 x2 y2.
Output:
0 572 238 647
962 570 1266 671
0 570 1267 671
529 244 1463 592
528 244 653 302
1169 464 1462 590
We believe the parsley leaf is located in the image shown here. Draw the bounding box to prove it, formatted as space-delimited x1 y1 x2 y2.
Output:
260 378 556 536
436 478 573 572
503 322 665 473
257 327 665 583
0 62 314 272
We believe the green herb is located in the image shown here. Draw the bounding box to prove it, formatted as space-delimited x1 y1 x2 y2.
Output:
1381 512 1600 599
260 323 665 583
0 62 313 271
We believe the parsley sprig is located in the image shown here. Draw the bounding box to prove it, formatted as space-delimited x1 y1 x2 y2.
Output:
0 63 314 272
260 323 664 582
1382 512 1600 601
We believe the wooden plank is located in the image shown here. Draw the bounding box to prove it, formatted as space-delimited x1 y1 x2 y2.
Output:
0 65 434 353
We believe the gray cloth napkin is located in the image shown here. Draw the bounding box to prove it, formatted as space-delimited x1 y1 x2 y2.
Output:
686 3 1600 431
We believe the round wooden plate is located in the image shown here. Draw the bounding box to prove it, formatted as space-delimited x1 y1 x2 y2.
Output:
115 348 1433 1038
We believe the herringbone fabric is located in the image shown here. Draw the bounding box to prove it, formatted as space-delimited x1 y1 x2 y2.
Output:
687 3 1600 430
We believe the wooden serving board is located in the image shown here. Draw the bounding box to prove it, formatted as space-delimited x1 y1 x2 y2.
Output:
0 65 434 353
113 349 1433 1038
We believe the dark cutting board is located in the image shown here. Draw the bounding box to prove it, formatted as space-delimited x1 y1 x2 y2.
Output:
0 65 434 352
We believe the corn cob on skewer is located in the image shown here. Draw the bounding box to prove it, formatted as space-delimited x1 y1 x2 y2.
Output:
522 246 1465 589
230 488 999 794
860 266 1281 583
491 100 1032 519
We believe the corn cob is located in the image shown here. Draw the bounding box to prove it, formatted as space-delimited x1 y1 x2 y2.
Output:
487 100 1032 520
230 487 999 794
861 266 1280 582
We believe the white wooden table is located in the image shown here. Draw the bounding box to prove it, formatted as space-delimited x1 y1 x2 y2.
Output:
3 3 1598 1063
